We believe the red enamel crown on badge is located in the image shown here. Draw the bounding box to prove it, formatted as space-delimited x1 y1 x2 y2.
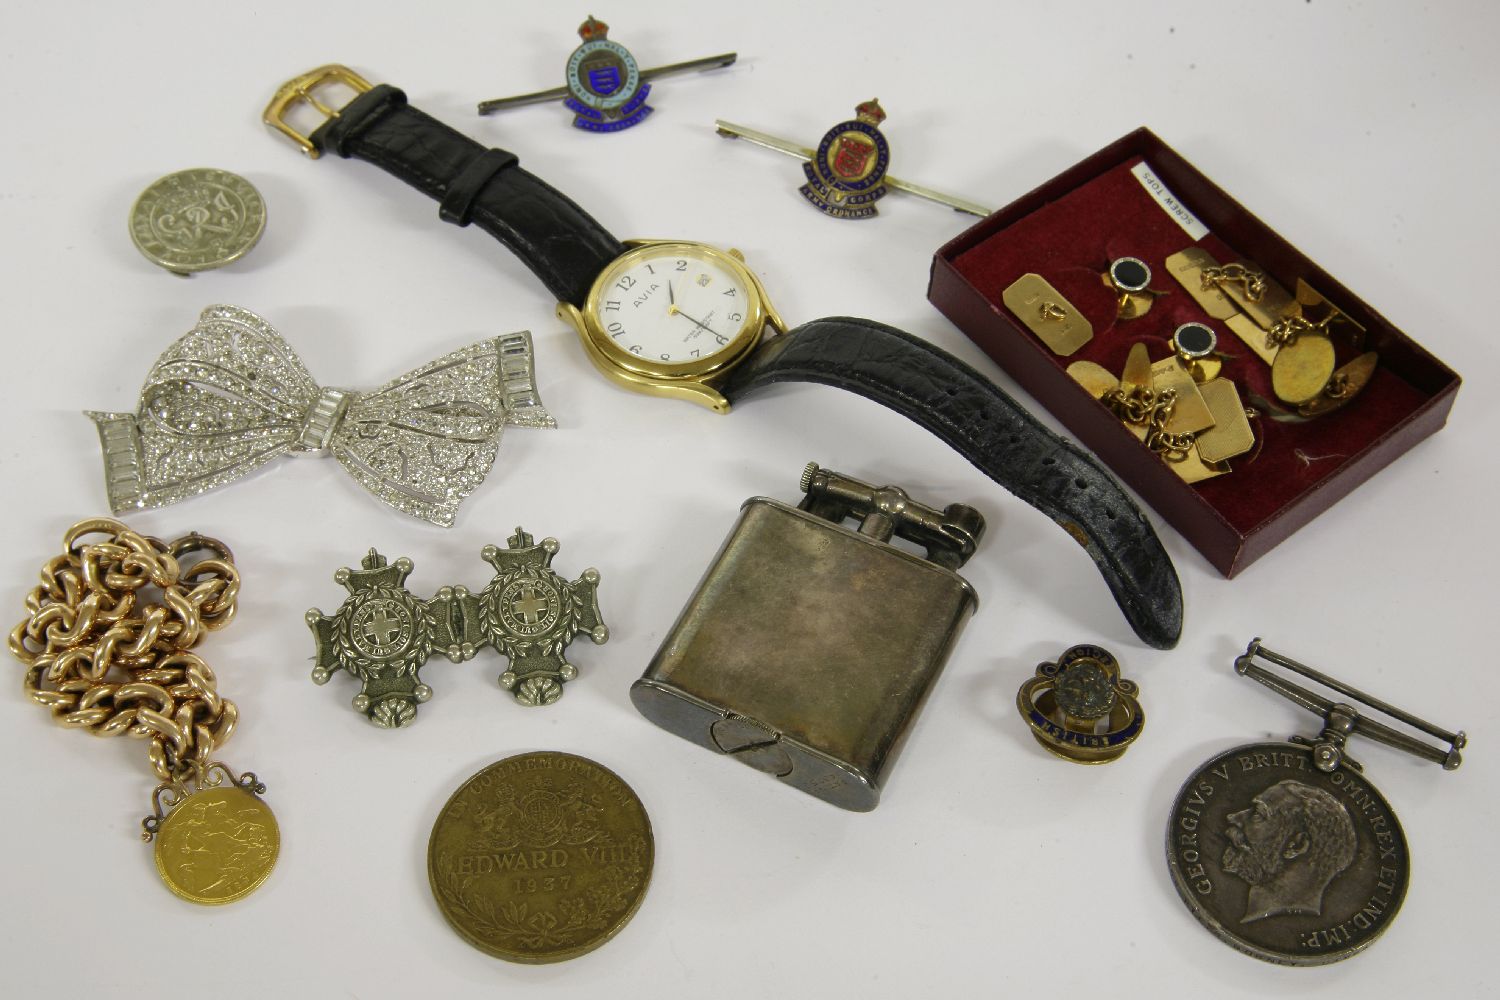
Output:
578 15 610 41
854 99 886 126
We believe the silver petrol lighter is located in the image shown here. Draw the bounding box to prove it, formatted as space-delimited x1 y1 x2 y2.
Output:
632 463 984 810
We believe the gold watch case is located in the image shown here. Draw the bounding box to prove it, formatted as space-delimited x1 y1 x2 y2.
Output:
557 240 785 412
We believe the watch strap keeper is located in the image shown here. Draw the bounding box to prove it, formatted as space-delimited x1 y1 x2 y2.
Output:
311 84 625 306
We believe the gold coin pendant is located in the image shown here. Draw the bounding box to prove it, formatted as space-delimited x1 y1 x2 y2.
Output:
154 785 280 905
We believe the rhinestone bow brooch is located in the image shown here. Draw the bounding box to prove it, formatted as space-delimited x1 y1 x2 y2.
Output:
86 305 554 526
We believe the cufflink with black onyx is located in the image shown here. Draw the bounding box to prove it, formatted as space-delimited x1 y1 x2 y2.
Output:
1016 644 1144 764
1171 321 1222 381
1104 256 1167 319
1165 247 1382 418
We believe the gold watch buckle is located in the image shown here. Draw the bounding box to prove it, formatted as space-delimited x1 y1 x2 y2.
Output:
263 64 373 158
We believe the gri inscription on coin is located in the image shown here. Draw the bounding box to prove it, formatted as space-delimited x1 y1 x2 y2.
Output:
1165 741 1408 965
129 168 266 274
428 751 653 963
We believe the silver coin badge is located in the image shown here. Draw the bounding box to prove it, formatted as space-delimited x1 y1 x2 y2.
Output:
1166 638 1464 966
129 168 266 274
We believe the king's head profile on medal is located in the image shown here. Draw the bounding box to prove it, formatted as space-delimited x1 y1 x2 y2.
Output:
1222 779 1358 924
1165 638 1465 965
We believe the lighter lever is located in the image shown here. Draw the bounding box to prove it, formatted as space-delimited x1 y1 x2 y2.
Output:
799 463 983 571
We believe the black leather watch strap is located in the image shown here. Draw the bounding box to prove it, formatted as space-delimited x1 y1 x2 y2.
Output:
311 84 625 306
722 316 1183 649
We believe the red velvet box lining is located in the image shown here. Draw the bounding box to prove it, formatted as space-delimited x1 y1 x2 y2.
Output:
929 129 1459 576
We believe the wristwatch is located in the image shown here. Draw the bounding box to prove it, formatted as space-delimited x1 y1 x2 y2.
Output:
264 66 1183 649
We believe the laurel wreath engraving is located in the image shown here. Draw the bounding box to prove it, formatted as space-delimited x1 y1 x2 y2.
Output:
478 565 584 660
435 834 648 951
331 585 435 681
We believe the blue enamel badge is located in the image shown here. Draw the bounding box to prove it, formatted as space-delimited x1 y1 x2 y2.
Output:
563 16 654 132
799 99 891 219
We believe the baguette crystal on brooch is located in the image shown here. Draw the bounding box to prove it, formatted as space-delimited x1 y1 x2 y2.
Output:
85 305 554 526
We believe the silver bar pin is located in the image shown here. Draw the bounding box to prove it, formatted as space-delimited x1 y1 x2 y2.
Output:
479 53 737 115
1235 637 1465 770
715 118 993 218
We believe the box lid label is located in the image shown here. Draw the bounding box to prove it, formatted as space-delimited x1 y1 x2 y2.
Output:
1132 162 1209 241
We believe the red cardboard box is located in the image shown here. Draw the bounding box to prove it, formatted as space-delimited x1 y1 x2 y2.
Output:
928 127 1460 577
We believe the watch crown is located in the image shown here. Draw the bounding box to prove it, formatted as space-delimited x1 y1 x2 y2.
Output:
729 247 745 262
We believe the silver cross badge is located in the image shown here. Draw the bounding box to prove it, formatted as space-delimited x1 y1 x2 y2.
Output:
479 528 608 706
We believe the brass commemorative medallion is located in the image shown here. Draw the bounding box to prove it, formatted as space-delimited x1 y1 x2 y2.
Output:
428 752 653 963
1166 742 1408 965
154 784 280 905
129 168 266 274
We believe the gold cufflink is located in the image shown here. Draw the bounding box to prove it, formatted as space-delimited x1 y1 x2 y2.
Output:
1171 321 1222 382
1001 273 1093 355
1103 256 1167 319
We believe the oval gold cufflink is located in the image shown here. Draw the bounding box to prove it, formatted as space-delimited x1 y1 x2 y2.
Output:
1103 256 1166 320
1017 644 1144 763
1268 315 1338 406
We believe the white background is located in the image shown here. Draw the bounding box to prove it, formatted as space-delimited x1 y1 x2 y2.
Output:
2 1 1495 995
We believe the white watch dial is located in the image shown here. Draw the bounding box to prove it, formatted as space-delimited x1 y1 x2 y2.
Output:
593 248 752 363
